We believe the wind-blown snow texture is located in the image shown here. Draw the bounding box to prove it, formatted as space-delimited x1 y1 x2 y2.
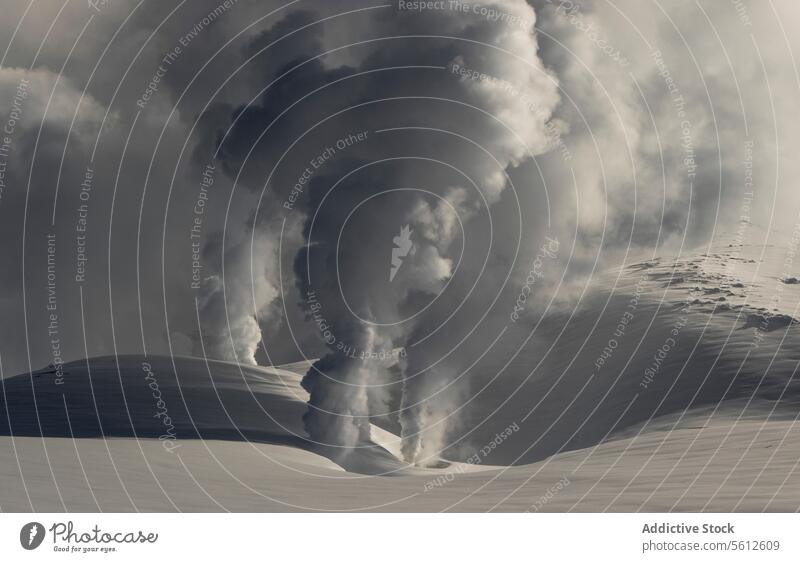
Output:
3 231 800 510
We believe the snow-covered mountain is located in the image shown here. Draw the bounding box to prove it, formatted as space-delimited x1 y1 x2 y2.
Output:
2 226 800 511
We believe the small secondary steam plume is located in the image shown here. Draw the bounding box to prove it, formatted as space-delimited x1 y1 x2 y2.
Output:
399 364 464 463
197 232 279 365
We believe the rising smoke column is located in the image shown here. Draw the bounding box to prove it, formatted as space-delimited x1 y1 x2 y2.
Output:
196 1 560 460
197 231 280 365
193 9 340 366
293 0 561 461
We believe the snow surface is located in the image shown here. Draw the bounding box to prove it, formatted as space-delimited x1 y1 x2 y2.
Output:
2 225 800 511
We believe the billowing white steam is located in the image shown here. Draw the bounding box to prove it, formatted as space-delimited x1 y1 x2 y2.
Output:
395 0 561 464
199 0 561 462
197 232 279 365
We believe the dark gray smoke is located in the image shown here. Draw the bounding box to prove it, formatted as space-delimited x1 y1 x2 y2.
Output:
138 0 797 464
197 0 560 460
288 1 559 461
0 0 797 474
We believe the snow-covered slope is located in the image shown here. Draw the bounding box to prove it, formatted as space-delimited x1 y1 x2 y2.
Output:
0 354 407 476
435 224 800 467
2 226 800 511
